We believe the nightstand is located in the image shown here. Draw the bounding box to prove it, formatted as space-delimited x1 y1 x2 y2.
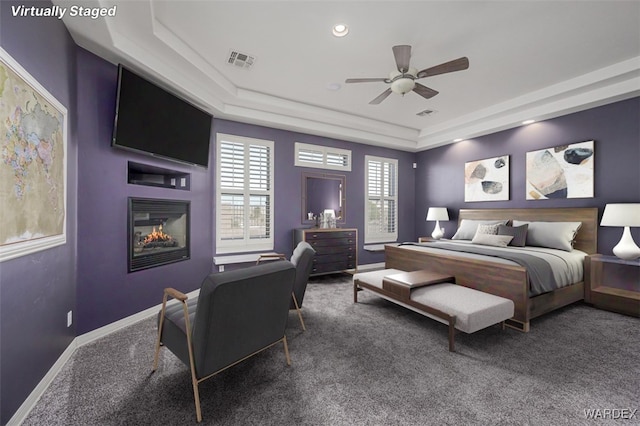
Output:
585 254 640 317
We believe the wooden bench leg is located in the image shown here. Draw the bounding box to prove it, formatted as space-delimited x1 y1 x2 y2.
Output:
353 281 359 303
448 318 456 352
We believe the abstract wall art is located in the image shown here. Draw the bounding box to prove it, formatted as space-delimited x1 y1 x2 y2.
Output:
526 140 594 200
464 155 510 202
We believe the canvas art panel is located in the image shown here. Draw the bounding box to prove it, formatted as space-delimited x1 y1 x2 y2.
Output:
0 47 67 262
526 140 594 200
464 155 510 202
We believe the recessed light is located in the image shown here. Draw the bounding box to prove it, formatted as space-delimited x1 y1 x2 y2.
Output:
522 119 536 125
326 82 341 91
454 138 463 142
332 23 349 37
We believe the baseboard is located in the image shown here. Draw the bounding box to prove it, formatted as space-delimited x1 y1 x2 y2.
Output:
6 340 77 426
7 288 200 426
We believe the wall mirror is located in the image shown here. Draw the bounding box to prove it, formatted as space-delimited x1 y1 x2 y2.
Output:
302 172 346 225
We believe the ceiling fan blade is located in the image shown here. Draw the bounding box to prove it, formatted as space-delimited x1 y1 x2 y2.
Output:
413 83 439 99
417 57 469 79
392 45 411 73
345 78 388 83
369 88 393 105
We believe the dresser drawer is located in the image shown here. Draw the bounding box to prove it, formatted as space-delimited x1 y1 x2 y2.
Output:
307 237 356 248
304 230 356 241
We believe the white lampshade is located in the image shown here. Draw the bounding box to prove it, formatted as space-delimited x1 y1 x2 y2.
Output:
426 207 449 240
601 204 640 227
426 207 449 221
601 203 640 260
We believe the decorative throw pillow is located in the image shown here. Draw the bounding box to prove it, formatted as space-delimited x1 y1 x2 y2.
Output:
497 224 528 247
512 220 582 251
475 223 500 236
471 233 514 248
451 219 509 240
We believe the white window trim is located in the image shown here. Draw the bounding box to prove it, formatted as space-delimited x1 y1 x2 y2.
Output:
364 155 398 244
215 133 274 254
294 142 352 171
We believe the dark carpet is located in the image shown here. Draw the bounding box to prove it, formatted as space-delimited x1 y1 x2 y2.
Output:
22 274 640 425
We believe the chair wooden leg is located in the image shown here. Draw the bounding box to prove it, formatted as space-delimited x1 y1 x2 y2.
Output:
152 294 169 371
282 336 291 366
180 300 202 422
291 293 306 331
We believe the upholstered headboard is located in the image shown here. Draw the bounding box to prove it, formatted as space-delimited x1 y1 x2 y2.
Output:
458 208 598 254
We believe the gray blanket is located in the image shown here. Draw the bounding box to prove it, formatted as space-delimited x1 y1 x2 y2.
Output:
400 241 558 295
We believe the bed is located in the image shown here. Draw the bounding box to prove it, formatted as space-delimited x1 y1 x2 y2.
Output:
385 208 598 331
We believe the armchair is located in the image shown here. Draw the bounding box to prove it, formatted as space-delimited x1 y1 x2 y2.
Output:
152 260 296 422
257 241 316 330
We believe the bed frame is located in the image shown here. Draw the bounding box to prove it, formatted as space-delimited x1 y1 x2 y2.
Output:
385 208 598 332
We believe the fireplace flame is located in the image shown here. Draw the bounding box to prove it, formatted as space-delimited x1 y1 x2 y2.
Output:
143 224 174 244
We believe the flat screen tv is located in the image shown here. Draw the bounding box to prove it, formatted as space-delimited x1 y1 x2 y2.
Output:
112 65 212 168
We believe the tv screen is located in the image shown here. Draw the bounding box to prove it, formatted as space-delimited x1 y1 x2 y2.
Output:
112 65 212 168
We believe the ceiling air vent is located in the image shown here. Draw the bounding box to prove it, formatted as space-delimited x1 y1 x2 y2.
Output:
227 50 255 70
416 109 437 117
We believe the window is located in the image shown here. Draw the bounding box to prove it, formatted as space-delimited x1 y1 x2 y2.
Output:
295 142 351 171
216 134 274 253
365 156 398 244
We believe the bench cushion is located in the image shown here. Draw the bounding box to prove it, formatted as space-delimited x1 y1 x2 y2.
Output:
354 269 514 334
411 284 514 334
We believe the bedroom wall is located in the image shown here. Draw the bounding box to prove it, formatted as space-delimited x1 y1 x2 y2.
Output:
415 97 640 255
74 52 416 334
0 1 78 424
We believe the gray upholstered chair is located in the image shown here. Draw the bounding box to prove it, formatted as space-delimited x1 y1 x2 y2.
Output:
152 260 296 423
257 241 316 330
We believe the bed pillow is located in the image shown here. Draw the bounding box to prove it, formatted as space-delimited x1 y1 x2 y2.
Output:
451 219 509 240
512 220 582 251
476 223 500 235
471 233 513 248
497 224 528 247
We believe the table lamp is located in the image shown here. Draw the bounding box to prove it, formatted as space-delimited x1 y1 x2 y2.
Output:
426 207 449 240
600 203 640 260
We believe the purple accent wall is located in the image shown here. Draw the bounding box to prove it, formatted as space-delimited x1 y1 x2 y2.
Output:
0 1 77 423
212 119 417 265
415 97 640 254
75 48 214 334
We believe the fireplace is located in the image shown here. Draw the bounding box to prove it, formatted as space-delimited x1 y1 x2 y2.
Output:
128 197 190 272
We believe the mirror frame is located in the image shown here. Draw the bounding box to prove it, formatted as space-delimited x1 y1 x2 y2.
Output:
301 172 346 225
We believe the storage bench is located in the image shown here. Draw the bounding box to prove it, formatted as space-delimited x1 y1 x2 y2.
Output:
353 269 515 351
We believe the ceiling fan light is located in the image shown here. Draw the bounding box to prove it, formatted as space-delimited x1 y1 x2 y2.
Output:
391 78 415 95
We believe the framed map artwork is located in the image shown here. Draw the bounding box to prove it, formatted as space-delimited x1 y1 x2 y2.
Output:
0 47 67 262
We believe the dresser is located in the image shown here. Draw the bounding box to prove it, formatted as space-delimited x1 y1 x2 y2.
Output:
294 228 357 275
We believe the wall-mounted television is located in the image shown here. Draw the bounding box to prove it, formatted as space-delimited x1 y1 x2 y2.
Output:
112 65 212 168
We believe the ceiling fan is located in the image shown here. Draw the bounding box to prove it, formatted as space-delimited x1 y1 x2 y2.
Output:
345 45 469 105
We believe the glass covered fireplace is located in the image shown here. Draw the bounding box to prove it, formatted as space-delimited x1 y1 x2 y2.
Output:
128 197 190 272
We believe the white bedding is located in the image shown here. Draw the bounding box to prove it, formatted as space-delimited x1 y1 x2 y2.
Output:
397 240 586 295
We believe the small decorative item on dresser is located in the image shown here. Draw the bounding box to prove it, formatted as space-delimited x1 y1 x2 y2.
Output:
426 207 449 240
600 203 640 260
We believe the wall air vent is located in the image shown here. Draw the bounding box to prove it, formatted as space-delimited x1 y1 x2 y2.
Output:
416 109 438 117
227 50 255 69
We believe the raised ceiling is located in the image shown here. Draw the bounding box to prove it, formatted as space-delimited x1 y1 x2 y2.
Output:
58 0 640 151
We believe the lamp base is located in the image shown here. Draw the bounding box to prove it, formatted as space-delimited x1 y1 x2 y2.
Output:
431 220 444 240
612 227 640 260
